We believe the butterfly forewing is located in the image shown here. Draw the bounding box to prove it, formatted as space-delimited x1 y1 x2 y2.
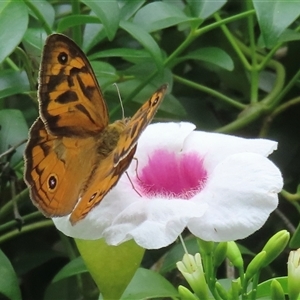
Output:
39 34 109 137
69 85 167 224
69 143 137 224
113 84 167 165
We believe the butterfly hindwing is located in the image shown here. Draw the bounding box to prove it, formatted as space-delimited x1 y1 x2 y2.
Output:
24 118 100 217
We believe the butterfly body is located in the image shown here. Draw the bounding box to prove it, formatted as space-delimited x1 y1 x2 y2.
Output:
24 34 167 224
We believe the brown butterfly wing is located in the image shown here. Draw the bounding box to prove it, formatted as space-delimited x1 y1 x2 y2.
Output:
69 142 137 225
113 84 167 166
69 85 167 224
24 118 99 217
39 34 109 137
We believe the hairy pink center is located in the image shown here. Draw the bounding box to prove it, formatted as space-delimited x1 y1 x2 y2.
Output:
137 149 207 199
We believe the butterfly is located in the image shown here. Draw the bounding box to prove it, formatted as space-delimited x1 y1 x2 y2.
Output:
24 33 167 225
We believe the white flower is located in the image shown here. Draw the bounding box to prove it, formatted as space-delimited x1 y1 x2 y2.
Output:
53 122 283 249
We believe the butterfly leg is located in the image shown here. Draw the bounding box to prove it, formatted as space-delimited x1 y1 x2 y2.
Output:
132 157 141 181
125 171 142 197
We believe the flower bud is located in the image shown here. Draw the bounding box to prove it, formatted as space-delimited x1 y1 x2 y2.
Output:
261 230 290 267
214 242 228 268
271 279 285 300
178 285 199 300
176 253 208 299
215 281 229 300
226 241 243 268
288 249 300 300
245 251 266 280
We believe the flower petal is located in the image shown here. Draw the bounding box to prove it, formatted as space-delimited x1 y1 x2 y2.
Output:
132 122 196 170
103 199 207 249
188 152 283 241
184 131 278 170
52 179 142 239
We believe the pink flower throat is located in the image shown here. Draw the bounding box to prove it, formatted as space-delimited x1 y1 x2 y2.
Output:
137 149 207 199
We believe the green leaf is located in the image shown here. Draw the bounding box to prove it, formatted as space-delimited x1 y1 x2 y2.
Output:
253 276 288 299
45 277 81 300
187 0 226 19
121 80 185 118
133 2 189 32
120 0 145 21
12 237 61 276
121 268 179 299
57 15 100 33
121 61 158 81
81 0 120 40
26 0 55 31
253 0 300 48
90 61 119 89
0 248 21 300
289 221 300 248
104 78 173 120
0 70 30 99
120 20 164 70
82 12 106 53
0 0 28 63
159 92 187 119
0 109 28 166
22 28 47 66
52 257 87 283
180 47 234 71
89 48 151 65
278 29 300 43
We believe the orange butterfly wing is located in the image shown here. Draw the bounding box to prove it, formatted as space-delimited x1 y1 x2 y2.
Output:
24 118 100 216
69 85 167 224
39 34 109 137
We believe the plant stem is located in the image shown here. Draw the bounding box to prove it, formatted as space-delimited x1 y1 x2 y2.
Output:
260 96 300 137
214 12 251 71
0 220 53 244
72 0 82 45
173 74 246 110
14 47 36 90
270 67 300 109
246 0 259 103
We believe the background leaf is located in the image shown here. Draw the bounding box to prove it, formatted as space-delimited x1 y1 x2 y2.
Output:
0 249 21 300
0 0 28 63
133 2 189 32
0 109 28 166
52 257 87 282
179 47 234 71
253 0 300 47
120 20 164 69
81 0 120 41
121 268 179 300
187 0 227 19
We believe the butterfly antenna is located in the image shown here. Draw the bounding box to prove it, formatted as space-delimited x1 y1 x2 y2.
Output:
113 83 125 119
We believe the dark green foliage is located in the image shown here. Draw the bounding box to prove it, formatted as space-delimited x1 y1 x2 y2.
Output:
0 0 300 299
